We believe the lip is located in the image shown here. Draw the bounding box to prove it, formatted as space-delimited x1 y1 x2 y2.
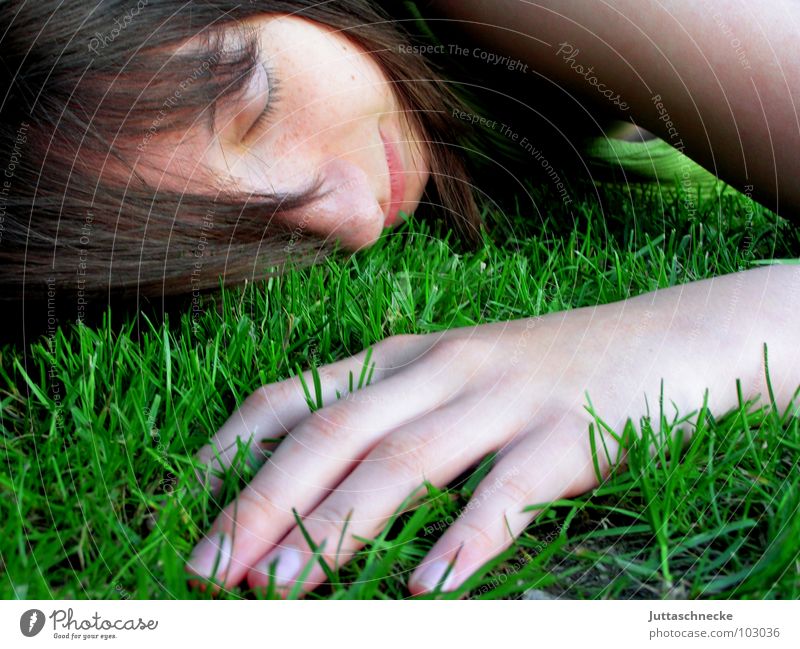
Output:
379 127 406 227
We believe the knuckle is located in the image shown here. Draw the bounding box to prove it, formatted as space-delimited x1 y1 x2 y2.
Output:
426 337 468 360
495 477 532 509
425 336 493 366
233 486 277 522
245 385 271 410
296 504 354 556
374 430 429 477
308 502 354 531
455 518 499 553
383 332 420 350
244 380 294 412
300 405 355 445
350 334 417 378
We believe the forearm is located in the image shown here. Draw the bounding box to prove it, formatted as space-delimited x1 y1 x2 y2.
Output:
426 0 800 219
620 264 800 419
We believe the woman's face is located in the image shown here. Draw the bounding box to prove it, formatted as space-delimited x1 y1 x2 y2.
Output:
138 14 431 250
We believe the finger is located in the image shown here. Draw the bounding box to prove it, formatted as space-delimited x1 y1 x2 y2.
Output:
245 394 527 596
194 333 427 493
185 348 463 589
408 414 601 595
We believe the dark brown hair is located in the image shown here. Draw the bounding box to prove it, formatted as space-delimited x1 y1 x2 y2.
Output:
0 0 483 304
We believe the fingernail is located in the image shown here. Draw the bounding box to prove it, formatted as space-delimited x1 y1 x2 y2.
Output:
257 547 303 586
414 560 455 593
187 532 232 580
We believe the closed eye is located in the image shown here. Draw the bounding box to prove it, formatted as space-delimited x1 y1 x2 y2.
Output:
243 62 281 144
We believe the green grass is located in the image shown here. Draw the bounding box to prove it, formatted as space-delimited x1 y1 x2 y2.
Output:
1 177 799 599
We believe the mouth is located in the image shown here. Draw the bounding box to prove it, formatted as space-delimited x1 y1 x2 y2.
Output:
379 127 406 227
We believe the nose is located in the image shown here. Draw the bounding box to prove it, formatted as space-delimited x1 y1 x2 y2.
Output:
288 156 387 251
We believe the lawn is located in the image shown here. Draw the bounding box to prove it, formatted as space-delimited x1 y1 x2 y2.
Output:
2 176 799 599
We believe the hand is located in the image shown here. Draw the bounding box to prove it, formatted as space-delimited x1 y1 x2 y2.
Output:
185 267 793 596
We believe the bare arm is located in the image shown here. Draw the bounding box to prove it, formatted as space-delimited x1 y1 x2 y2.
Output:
425 0 800 219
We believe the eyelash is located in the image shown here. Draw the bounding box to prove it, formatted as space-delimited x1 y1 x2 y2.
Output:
244 62 281 143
